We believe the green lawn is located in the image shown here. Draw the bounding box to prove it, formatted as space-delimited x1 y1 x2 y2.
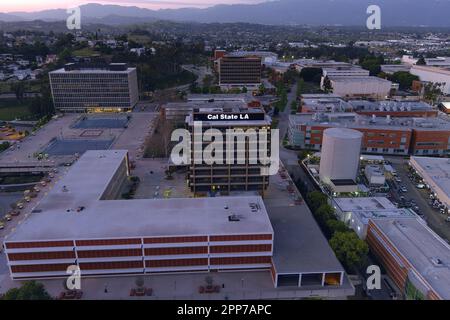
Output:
0 99 33 121
72 47 99 57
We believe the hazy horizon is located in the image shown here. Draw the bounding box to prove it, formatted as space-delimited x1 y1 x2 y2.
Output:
1 0 269 13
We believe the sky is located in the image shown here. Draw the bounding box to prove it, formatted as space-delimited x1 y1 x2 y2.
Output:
1 0 268 12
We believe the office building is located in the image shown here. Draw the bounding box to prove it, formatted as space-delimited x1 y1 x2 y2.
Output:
186 107 272 195
218 55 262 89
49 62 139 113
288 113 450 156
4 150 275 280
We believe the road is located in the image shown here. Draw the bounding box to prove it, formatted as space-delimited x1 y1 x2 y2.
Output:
182 64 212 87
387 156 450 242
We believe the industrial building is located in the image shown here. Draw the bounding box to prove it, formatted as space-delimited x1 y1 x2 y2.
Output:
185 107 272 195
49 63 139 113
409 157 450 211
218 55 262 89
380 64 412 75
318 128 362 192
327 76 392 100
288 113 450 156
4 150 276 280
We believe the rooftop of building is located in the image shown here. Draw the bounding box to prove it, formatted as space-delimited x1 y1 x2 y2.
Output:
187 93 253 103
349 100 434 112
50 62 135 74
328 76 392 84
302 96 353 113
6 150 273 242
365 165 385 176
373 218 450 300
334 197 397 212
186 107 271 127
410 156 450 202
289 112 450 131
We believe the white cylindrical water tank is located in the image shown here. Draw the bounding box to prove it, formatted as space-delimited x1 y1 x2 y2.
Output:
319 128 363 184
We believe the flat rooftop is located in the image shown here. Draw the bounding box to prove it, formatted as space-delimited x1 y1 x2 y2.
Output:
410 157 450 206
6 150 273 242
329 76 392 84
269 205 345 274
289 113 450 131
349 100 434 112
373 218 450 300
334 197 397 212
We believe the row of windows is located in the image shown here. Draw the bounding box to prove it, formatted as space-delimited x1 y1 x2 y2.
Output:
146 258 208 268
8 251 75 261
77 249 142 258
210 256 271 265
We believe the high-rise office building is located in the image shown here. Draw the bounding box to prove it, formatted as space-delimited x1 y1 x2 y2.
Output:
49 62 139 113
218 55 262 89
186 107 272 195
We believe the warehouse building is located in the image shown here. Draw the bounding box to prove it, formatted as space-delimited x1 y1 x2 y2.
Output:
49 63 139 113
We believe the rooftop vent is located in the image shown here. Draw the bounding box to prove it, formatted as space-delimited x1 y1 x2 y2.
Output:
228 214 240 222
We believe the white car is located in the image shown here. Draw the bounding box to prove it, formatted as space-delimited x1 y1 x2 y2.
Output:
416 184 426 189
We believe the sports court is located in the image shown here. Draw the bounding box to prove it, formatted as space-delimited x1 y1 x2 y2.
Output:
72 115 130 129
43 138 114 156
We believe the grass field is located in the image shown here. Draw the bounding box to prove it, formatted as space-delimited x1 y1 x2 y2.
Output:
0 99 33 121
72 47 99 57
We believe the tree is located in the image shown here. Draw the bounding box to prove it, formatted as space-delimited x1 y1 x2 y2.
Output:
389 71 419 90
314 204 335 226
2 281 51 300
416 57 426 65
306 191 328 212
329 232 369 272
325 219 349 238
11 82 25 102
322 76 333 93
423 82 443 104
300 67 322 83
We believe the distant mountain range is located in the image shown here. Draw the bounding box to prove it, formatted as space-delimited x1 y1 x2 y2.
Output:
1 0 450 27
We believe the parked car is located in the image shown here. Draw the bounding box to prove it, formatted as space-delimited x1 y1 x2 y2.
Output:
416 184 426 189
